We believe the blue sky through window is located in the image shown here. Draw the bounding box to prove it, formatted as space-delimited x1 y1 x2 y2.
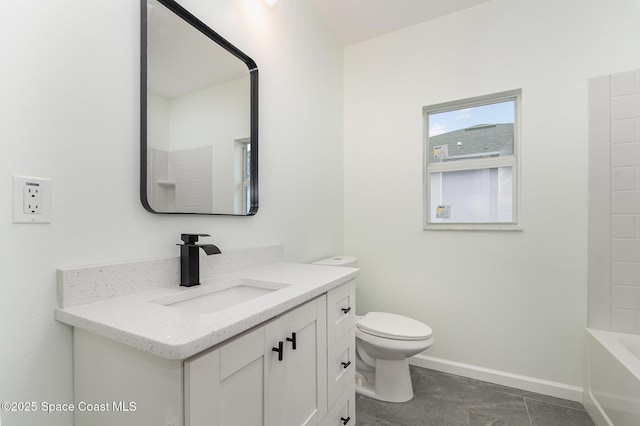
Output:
428 100 514 137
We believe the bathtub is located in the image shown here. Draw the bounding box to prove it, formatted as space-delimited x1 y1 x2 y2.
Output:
584 328 640 425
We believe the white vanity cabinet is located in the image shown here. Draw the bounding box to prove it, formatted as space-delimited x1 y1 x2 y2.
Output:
186 295 327 426
71 279 355 426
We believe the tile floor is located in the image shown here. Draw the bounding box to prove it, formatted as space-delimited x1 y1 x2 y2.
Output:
356 366 595 426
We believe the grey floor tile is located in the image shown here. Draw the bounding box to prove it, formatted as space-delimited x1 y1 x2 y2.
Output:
357 393 468 426
356 366 596 426
412 368 531 425
451 376 585 412
468 411 519 426
466 399 531 426
526 398 595 426
356 409 399 426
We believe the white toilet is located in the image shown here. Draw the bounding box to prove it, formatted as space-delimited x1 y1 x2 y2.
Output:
312 256 434 403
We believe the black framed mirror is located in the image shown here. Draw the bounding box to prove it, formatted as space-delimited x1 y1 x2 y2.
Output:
141 0 258 215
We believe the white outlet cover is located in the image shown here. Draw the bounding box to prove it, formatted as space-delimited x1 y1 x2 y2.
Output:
13 175 52 223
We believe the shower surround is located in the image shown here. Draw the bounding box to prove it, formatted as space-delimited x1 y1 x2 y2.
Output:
587 68 640 425
588 68 640 334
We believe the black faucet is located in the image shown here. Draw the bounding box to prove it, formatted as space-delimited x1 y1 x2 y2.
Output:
177 234 221 287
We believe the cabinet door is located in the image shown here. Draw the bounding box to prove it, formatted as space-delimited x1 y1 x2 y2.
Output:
185 326 266 426
265 296 327 426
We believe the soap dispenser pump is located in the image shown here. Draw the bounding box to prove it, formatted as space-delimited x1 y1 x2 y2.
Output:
177 233 221 287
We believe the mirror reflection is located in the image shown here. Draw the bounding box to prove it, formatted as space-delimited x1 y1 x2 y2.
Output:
142 0 258 215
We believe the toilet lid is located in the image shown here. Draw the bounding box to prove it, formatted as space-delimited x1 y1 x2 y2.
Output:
357 312 432 341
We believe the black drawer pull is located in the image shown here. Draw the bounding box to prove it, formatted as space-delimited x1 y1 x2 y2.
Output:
286 332 297 350
341 416 351 425
341 307 351 314
272 341 284 361
341 361 351 369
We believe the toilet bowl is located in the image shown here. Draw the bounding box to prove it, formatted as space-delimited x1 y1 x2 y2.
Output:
312 256 435 403
355 311 433 402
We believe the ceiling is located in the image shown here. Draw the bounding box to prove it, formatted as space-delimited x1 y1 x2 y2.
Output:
307 0 492 46
146 0 495 98
147 0 248 99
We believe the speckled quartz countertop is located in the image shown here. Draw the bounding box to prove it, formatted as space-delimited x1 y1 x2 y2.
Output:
55 246 358 360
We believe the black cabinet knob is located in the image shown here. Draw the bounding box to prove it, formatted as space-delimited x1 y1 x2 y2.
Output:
341 361 351 369
341 307 351 314
272 341 284 361
341 416 351 425
286 332 297 350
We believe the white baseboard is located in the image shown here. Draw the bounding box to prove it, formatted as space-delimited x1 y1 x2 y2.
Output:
409 354 584 403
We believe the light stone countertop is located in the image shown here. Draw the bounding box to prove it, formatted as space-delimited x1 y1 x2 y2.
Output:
55 261 358 360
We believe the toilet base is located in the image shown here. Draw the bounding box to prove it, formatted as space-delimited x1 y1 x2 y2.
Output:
355 358 414 403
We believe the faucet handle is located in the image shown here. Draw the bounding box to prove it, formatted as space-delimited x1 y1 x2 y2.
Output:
180 233 210 244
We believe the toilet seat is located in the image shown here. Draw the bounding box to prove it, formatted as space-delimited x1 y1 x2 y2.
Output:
357 312 432 341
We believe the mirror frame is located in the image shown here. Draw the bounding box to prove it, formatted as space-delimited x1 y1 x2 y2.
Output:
140 0 259 215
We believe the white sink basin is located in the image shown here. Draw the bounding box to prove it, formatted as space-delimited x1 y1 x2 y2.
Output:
164 279 289 314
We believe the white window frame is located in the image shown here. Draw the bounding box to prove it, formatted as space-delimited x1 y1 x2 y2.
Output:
234 137 251 214
241 141 251 213
423 90 522 231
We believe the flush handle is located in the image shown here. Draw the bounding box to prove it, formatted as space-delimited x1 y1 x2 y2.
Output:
286 332 297 350
341 361 351 369
341 416 351 425
272 341 284 361
341 307 351 314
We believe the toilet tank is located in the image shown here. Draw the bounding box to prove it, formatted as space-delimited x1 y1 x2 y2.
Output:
312 256 358 268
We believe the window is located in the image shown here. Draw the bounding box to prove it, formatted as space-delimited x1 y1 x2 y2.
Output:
423 90 521 230
234 137 251 214
241 141 251 213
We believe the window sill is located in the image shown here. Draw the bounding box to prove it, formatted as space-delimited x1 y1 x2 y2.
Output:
423 223 523 231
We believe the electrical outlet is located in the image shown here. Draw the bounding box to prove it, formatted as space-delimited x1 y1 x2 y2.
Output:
13 176 52 223
23 184 43 214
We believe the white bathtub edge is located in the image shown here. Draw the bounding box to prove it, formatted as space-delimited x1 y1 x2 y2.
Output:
586 328 640 382
584 328 640 426
409 354 583 402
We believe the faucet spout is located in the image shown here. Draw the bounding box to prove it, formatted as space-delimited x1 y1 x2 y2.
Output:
200 244 221 256
178 234 221 287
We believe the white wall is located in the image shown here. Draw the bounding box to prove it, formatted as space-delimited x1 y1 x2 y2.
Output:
169 76 250 151
0 0 342 425
344 0 640 387
147 92 171 150
170 76 250 212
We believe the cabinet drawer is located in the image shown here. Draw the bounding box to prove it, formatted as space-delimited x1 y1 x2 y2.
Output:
322 382 356 426
328 327 355 405
327 280 356 340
